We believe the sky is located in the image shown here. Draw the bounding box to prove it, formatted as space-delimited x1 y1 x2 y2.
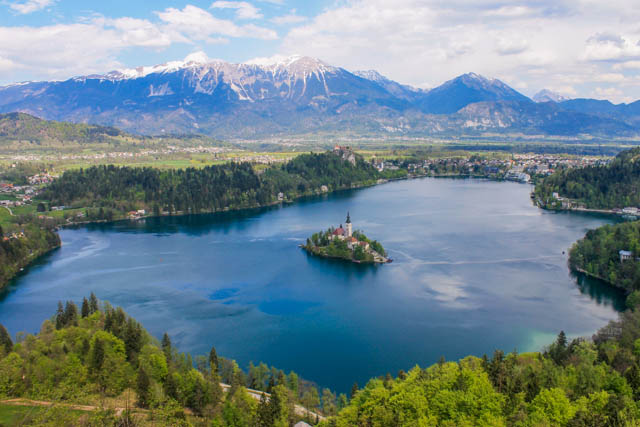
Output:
1 0 640 103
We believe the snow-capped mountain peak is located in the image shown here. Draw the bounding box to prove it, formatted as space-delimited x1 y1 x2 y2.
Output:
353 70 387 83
532 89 570 103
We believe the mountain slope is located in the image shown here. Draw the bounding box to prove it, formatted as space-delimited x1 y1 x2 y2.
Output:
0 56 638 138
533 89 569 103
416 73 532 114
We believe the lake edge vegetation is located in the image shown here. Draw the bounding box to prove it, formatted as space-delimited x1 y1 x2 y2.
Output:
4 296 640 425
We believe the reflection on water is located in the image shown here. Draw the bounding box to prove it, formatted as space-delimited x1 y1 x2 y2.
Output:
0 178 625 393
573 272 626 312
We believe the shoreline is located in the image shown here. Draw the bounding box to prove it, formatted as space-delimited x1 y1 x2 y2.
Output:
300 244 391 264
0 238 61 291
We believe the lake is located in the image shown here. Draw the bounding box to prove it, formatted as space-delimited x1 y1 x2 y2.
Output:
0 177 625 393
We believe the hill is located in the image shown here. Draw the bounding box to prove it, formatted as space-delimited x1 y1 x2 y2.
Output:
534 147 640 209
4 295 640 425
1 56 638 139
568 220 640 296
0 295 326 425
0 112 225 154
41 149 403 215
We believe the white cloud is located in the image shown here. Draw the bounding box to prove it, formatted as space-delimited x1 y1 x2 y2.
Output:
0 5 277 81
271 9 306 25
157 5 276 42
591 86 632 103
483 6 536 18
594 73 626 83
8 0 53 14
210 1 263 20
272 0 640 102
613 60 640 70
583 32 640 61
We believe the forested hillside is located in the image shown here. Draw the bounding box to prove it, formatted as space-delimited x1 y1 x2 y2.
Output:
4 297 640 425
0 296 329 425
323 309 640 426
0 220 60 290
42 151 403 215
569 221 640 294
535 148 640 209
0 112 225 153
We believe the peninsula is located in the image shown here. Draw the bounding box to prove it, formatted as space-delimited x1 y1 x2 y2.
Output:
302 213 390 264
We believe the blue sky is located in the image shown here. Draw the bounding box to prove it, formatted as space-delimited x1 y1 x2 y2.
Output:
2 0 640 103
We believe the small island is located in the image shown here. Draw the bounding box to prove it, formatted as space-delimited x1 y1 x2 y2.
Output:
302 212 391 264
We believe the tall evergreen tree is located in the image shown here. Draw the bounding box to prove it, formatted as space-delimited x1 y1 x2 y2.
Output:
136 366 151 408
0 323 13 355
55 301 64 330
162 332 172 363
89 292 98 314
81 297 89 318
209 345 218 374
90 338 105 373
63 301 78 326
257 391 273 427
350 382 359 399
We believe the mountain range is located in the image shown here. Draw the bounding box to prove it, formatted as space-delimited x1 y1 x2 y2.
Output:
1 55 639 139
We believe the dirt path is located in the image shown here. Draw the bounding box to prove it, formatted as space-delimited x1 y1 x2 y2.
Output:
221 384 326 421
0 398 132 416
2 384 327 422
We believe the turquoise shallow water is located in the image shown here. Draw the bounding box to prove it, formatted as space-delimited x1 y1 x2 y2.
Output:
0 177 625 392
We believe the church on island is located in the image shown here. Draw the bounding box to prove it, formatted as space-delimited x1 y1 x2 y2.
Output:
330 213 370 251
302 212 390 264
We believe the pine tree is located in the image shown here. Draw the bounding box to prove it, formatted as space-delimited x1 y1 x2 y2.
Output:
625 364 640 400
63 301 78 326
162 332 172 363
350 382 359 399
209 345 218 374
89 292 98 314
123 319 142 362
81 297 89 318
90 338 105 372
257 391 272 426
0 323 13 355
55 301 64 329
136 366 151 408
557 330 567 348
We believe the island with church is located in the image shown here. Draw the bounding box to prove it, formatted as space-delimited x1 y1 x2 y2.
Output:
301 212 391 264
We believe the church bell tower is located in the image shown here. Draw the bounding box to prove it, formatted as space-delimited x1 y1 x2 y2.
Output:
346 212 352 237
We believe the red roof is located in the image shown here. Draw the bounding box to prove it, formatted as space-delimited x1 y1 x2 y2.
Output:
358 241 368 246
348 237 358 243
333 228 345 235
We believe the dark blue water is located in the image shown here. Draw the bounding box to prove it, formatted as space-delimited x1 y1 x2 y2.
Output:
0 178 625 392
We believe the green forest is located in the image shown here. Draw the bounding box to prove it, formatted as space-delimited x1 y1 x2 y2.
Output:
568 220 640 295
4 297 640 425
0 220 60 290
0 295 332 426
535 148 640 209
43 151 405 216
324 306 640 426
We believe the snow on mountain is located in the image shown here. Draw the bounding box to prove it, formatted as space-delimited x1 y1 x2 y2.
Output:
0 55 637 138
533 89 570 103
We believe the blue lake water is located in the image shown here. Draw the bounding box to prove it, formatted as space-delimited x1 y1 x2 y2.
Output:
0 178 625 392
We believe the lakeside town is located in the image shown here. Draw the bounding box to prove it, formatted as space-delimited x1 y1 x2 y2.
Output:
0 152 618 212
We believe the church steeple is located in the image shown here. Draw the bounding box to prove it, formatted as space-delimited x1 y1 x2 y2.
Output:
345 212 352 237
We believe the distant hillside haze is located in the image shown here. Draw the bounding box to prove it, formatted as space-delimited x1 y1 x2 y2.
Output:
0 56 639 138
